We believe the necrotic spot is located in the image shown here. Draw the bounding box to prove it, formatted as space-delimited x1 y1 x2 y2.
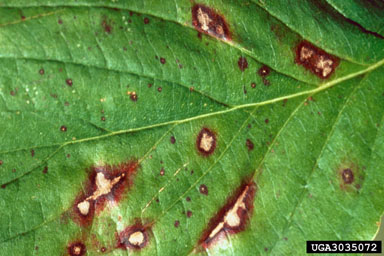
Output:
192 4 231 41
237 57 248 72
117 222 149 250
342 168 354 184
295 41 339 79
68 242 86 256
196 128 217 156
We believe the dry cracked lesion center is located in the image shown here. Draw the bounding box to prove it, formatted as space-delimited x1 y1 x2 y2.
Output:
296 41 339 79
197 8 212 31
77 172 125 215
128 231 145 247
200 133 214 152
197 128 217 156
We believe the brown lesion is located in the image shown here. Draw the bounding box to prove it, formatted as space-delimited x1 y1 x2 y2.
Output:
192 4 231 41
295 41 339 79
117 221 152 250
196 128 217 156
336 160 364 192
71 160 139 227
197 181 257 250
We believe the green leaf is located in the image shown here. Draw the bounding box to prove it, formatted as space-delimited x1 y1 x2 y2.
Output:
0 1 383 255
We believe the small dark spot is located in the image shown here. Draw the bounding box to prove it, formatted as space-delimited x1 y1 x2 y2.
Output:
101 116 106 121
10 90 16 96
263 79 270 86
342 168 354 184
264 248 268 252
251 82 256 88
186 210 192 218
66 154 71 158
174 220 180 228
147 83 153 88
100 247 107 253
157 87 162 93
1 184 6 189
199 184 208 195
35 246 39 251
258 65 270 77
160 57 166 64
243 86 247 94
60 125 67 132
21 16 26 20
68 242 86 256
265 119 269 124
42 166 48 174
123 47 127 51
283 237 288 241
31 149 35 157
64 101 70 106
186 197 191 202
160 168 165 176
192 4 231 40
189 87 194 92
39 68 45 75
197 32 202 40
237 57 248 72
101 19 112 34
170 136 176 144
66 79 73 86
58 19 63 25
143 17 150 24
282 99 288 107
190 170 194 175
246 139 254 151
196 128 217 156
130 93 138 102
0 160 3 165
155 198 159 203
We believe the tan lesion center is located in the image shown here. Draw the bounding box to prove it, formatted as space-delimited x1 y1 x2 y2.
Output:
77 172 125 215
200 133 214 152
128 231 145 246
197 8 212 31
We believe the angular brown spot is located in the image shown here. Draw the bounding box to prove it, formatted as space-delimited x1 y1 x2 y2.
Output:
66 79 73 86
295 41 339 79
42 166 48 174
68 242 86 256
170 136 176 144
199 184 208 195
117 222 150 250
251 82 256 88
71 160 139 227
143 17 150 24
341 168 354 184
174 220 180 228
187 210 193 218
60 125 67 132
258 65 270 77
198 181 256 249
160 57 166 64
39 68 44 75
192 4 231 41
196 128 216 156
245 139 254 151
160 168 165 176
237 57 248 72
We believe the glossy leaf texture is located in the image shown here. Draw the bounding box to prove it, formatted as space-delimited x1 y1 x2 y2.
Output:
0 1 383 255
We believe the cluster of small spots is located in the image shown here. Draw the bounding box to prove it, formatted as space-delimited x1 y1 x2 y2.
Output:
160 57 166 64
295 41 339 79
101 19 113 34
143 17 150 24
196 128 216 156
130 92 138 102
117 222 150 250
199 184 208 195
191 4 231 41
66 79 73 87
60 125 67 132
67 242 86 256
170 136 176 144
39 68 45 75
246 139 254 151
237 57 248 72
